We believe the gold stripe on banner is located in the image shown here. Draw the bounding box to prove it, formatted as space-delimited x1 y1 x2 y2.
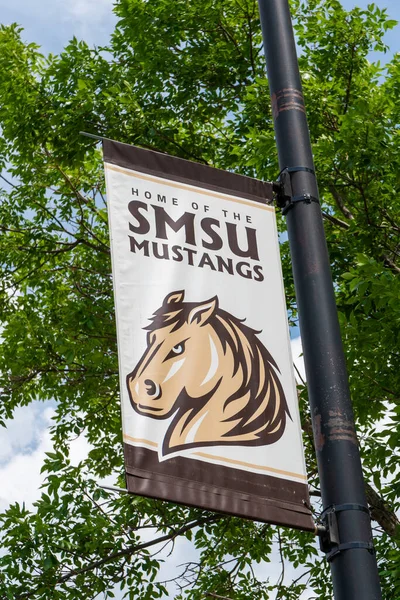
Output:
104 163 275 212
123 435 306 481
123 435 157 448
194 452 307 481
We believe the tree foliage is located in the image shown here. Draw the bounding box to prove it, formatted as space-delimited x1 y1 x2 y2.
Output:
0 0 399 598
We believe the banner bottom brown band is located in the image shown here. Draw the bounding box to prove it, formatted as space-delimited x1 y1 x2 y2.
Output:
124 444 314 532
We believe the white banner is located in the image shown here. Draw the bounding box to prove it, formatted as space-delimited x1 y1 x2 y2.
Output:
103 139 312 530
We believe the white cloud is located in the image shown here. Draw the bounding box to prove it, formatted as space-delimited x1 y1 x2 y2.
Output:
69 431 92 467
291 335 306 384
66 0 114 20
60 0 117 45
0 402 91 511
0 0 116 53
0 403 55 510
0 402 54 465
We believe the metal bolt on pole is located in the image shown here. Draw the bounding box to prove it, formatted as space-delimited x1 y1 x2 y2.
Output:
256 1 382 598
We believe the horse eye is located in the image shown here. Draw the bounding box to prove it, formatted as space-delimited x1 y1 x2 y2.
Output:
172 342 185 355
165 341 186 361
164 339 189 362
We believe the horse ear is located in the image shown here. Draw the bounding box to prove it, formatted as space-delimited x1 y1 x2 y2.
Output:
188 297 218 326
163 290 184 305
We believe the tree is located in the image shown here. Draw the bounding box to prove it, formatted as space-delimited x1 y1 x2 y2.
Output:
0 0 399 598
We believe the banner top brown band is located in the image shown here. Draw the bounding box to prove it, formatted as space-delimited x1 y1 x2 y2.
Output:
103 138 274 205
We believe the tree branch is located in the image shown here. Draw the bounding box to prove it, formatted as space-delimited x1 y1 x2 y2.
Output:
365 483 400 537
322 211 350 230
15 516 219 599
328 184 354 220
382 255 400 274
246 12 256 76
343 44 355 115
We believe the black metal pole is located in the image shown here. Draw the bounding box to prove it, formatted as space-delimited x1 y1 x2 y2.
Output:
257 1 382 598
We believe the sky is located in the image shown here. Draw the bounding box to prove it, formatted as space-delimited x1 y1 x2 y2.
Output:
0 0 117 52
0 0 398 57
0 0 398 597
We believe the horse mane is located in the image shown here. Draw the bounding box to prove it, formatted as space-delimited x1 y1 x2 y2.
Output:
211 310 291 443
145 294 291 455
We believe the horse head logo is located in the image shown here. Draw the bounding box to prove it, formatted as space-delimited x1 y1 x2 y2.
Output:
126 290 291 457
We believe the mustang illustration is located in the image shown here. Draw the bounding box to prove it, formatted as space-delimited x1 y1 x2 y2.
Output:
127 290 290 457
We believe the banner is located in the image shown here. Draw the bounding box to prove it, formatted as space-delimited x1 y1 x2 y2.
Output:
104 139 314 531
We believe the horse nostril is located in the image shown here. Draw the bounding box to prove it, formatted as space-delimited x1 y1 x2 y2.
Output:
144 379 157 397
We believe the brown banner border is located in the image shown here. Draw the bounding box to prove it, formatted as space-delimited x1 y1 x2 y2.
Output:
104 138 313 531
124 445 314 532
103 139 274 205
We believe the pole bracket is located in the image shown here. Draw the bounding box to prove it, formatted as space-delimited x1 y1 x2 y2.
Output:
325 541 376 563
318 503 375 562
273 166 319 215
